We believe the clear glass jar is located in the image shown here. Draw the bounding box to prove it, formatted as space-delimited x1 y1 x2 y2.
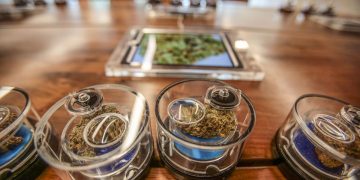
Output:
155 79 256 178
275 94 360 179
0 86 47 179
34 84 153 179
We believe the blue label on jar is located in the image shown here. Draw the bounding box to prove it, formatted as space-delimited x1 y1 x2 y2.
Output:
87 145 138 175
0 125 32 166
174 130 225 161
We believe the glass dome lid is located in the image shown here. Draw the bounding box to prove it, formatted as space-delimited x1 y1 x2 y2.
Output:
0 86 31 140
155 79 256 149
34 84 149 171
294 94 360 166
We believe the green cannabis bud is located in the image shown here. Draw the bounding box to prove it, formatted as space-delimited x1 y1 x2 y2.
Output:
177 105 237 138
67 105 125 157
0 108 23 153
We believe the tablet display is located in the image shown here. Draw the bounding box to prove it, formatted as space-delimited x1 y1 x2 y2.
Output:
131 33 234 67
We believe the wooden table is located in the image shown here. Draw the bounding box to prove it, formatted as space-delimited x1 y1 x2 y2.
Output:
0 0 359 179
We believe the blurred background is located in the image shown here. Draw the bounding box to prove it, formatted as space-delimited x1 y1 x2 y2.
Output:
0 0 359 24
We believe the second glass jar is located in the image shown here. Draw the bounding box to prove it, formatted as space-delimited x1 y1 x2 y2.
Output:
155 79 256 178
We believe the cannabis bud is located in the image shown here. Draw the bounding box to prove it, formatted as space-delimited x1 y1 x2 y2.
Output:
67 105 126 157
0 106 23 153
313 113 359 168
169 85 241 139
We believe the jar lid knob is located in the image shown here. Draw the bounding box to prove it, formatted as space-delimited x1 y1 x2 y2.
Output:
340 105 360 128
65 88 103 115
204 85 241 110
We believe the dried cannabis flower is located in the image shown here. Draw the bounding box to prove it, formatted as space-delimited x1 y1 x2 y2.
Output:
0 108 23 153
88 116 125 145
178 105 237 138
313 119 359 168
176 103 204 124
315 148 343 168
67 105 124 157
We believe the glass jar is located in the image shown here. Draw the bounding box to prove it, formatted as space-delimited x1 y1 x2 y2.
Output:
275 94 360 179
155 79 256 178
0 86 47 179
34 84 153 179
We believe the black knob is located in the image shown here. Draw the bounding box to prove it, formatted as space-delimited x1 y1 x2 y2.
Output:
65 88 103 115
205 86 240 110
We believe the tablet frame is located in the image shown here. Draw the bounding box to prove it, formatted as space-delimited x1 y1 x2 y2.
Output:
106 27 264 81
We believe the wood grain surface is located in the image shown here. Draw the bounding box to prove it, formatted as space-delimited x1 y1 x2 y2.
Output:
0 0 359 179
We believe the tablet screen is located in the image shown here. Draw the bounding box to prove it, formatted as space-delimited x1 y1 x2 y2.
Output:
131 33 234 67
